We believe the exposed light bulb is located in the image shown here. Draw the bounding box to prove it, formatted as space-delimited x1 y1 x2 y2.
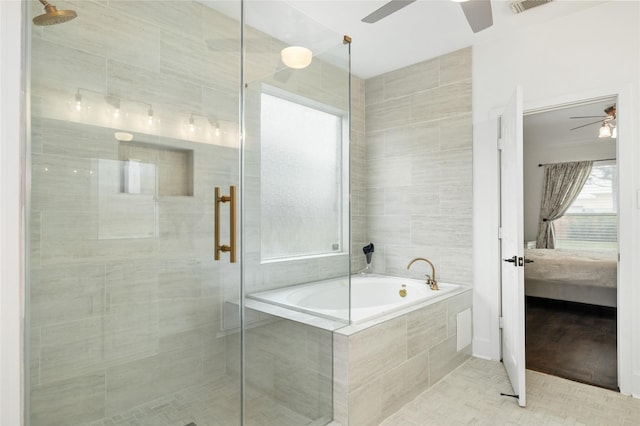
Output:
215 126 221 136
147 108 154 125
113 99 121 119
281 46 313 69
599 123 612 138
75 90 82 112
189 116 196 133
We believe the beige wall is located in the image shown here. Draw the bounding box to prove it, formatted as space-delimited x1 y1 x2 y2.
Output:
28 1 243 423
363 48 473 285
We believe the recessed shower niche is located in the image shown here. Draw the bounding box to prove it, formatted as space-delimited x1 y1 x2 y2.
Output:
118 141 194 197
97 140 194 240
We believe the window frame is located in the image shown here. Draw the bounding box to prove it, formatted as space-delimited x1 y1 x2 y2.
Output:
554 160 618 251
259 85 350 263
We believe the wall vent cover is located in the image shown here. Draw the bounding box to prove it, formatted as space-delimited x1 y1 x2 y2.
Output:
511 0 553 14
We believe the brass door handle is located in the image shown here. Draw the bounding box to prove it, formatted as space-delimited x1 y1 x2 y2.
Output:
215 186 236 263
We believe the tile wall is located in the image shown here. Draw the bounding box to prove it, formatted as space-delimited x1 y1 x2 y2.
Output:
28 1 360 424
333 290 473 426
28 1 242 424
363 47 473 285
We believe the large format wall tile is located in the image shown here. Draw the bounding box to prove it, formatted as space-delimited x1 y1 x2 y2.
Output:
337 290 472 425
30 373 106 426
348 316 407 390
28 2 244 423
363 47 473 284
383 58 439 101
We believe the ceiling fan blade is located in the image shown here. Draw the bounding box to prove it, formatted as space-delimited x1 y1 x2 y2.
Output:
460 0 493 33
570 115 606 119
570 119 604 131
362 0 416 24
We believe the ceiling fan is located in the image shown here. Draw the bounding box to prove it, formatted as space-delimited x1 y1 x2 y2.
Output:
569 105 617 138
361 0 493 34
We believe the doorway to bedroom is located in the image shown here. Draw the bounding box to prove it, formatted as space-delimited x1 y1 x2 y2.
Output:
522 96 618 391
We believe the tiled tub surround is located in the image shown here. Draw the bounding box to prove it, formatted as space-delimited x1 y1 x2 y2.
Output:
226 312 335 425
333 289 473 426
364 47 473 285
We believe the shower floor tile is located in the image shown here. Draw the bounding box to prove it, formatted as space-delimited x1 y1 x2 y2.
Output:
79 375 317 426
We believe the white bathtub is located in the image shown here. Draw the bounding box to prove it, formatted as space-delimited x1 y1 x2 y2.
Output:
247 274 463 323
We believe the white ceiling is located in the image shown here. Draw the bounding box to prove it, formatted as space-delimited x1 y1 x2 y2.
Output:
246 0 608 79
524 97 617 147
219 1 617 145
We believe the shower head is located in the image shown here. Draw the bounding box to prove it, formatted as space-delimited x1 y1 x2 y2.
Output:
33 0 77 26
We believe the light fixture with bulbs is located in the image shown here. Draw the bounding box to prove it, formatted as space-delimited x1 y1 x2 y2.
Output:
69 88 233 141
106 96 121 119
598 123 612 138
570 104 617 139
74 89 82 111
281 46 313 69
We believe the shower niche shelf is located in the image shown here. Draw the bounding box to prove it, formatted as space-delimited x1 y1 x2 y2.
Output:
119 141 194 197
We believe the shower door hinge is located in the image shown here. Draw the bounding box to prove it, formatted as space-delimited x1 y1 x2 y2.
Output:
499 316 504 329
498 227 503 239
497 138 504 150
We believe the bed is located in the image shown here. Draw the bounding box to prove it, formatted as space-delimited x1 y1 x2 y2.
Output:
524 248 618 307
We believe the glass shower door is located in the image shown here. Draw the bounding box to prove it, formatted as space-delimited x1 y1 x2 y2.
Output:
241 2 352 424
26 1 242 425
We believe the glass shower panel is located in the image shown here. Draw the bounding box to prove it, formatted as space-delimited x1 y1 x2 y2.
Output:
26 1 242 425
241 2 351 424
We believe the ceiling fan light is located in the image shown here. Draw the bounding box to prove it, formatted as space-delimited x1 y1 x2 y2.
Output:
599 123 612 138
281 46 313 69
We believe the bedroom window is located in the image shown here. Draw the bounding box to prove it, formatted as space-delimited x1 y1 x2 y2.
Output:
554 161 617 251
259 89 348 261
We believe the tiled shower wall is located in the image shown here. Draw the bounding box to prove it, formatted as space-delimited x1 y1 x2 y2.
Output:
28 1 361 425
28 2 242 424
364 47 473 285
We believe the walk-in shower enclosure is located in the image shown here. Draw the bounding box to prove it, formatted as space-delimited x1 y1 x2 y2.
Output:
25 1 351 424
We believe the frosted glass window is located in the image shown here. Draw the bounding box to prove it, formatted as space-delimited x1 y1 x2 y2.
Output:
260 92 345 260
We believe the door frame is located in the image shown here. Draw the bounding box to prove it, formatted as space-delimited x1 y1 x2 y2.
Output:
501 85 635 395
521 93 619 387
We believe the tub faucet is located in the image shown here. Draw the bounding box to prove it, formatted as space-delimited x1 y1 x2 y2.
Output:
407 257 439 291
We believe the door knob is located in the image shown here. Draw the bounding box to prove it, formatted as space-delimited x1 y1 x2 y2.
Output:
503 255 517 266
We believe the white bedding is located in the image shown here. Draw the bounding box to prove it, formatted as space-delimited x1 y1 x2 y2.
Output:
524 249 617 289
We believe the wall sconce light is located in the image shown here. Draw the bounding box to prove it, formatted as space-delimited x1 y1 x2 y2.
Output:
74 89 82 111
281 46 313 69
105 96 121 119
188 115 197 133
147 107 154 125
207 117 221 137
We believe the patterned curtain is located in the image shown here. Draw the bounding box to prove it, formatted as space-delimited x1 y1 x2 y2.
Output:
536 160 593 249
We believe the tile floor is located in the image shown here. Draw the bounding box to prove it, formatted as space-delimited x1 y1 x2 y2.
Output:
381 357 640 425
79 375 326 426
78 357 640 426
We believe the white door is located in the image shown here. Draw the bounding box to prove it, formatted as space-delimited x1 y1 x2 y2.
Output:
499 86 526 407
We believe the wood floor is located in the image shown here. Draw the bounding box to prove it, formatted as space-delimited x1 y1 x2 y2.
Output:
525 296 618 391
